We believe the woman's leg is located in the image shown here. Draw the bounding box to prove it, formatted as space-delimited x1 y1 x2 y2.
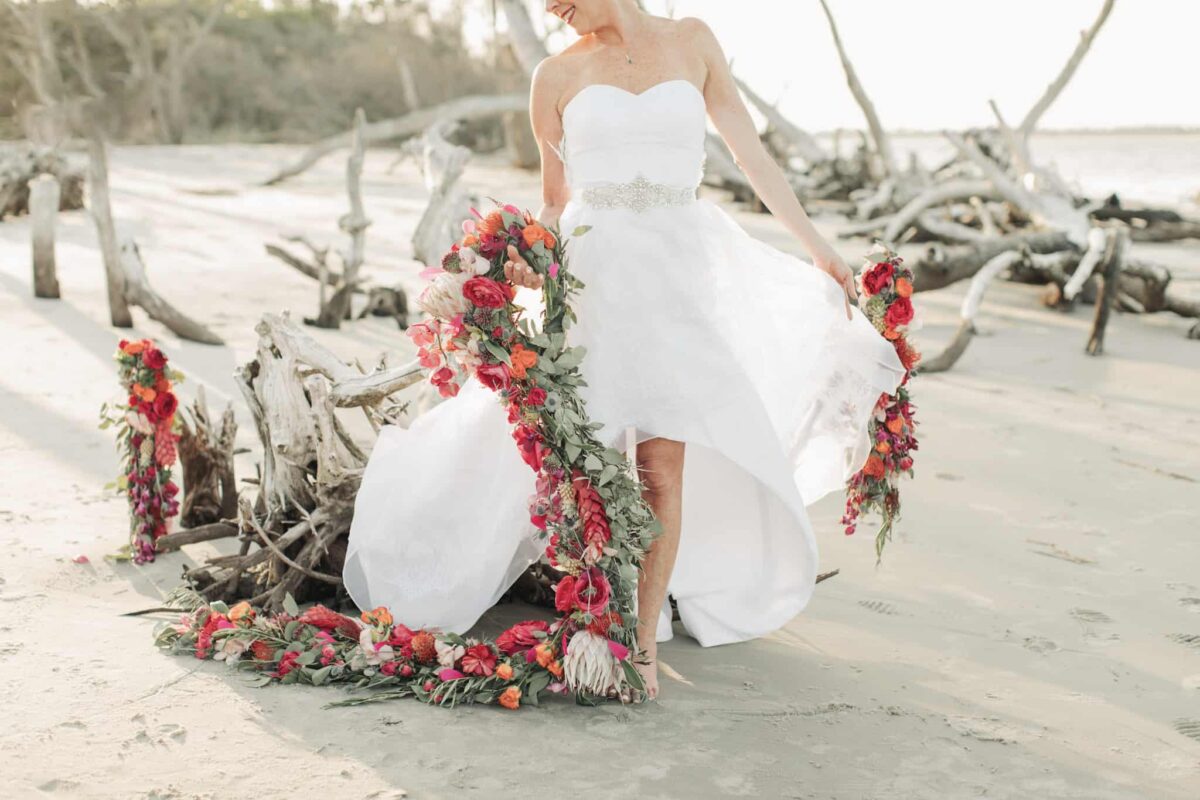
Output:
633 436 685 700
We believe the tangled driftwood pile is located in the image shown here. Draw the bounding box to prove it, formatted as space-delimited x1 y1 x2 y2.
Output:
164 314 421 610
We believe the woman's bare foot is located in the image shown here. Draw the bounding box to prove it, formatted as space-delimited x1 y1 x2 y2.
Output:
633 641 659 701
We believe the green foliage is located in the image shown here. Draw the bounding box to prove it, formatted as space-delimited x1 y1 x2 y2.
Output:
0 0 521 143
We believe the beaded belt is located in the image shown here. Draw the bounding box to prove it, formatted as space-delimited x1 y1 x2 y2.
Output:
578 173 697 213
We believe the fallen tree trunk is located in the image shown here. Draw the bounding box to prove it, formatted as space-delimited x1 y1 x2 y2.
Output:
259 93 526 187
909 231 1075 292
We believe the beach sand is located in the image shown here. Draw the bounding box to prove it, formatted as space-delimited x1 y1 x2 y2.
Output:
1 144 1197 799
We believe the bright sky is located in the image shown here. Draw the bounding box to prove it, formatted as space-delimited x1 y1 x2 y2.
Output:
461 0 1197 132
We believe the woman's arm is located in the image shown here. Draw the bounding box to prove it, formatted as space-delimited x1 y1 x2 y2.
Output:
529 56 572 232
684 17 857 318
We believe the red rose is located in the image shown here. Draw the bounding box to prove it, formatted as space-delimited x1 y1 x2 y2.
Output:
461 643 498 676
297 605 360 637
496 620 550 655
554 575 577 613
570 567 612 615
153 391 178 421
142 347 167 370
862 262 894 296
513 424 546 471
884 296 914 327
462 276 512 309
476 362 511 391
525 387 547 406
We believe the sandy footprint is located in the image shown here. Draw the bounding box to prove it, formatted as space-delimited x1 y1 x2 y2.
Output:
1173 718 1200 743
1179 597 1200 613
858 599 900 616
1023 636 1060 654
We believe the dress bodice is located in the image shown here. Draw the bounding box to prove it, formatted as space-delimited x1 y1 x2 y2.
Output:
552 79 708 192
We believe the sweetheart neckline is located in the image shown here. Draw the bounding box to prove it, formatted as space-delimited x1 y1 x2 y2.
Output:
561 78 704 121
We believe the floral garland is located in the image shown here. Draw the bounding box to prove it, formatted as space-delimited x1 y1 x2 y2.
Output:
156 202 661 709
841 244 921 558
100 339 182 563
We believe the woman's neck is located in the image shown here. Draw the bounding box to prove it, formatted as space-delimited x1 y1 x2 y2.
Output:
590 1 647 47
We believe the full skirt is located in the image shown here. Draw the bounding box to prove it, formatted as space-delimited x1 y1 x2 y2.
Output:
342 196 906 646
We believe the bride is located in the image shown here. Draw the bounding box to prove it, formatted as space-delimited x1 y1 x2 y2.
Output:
343 0 907 700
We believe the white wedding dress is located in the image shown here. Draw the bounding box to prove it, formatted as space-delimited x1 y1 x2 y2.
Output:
343 78 906 647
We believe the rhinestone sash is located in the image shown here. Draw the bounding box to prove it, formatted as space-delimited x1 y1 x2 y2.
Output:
578 172 697 213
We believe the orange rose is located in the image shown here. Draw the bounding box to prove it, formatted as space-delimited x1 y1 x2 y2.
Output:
875 441 891 454
361 606 393 627
883 327 900 340
124 340 146 355
863 456 886 479
509 344 538 380
534 643 556 669
229 601 255 624
886 417 905 434
133 384 157 402
522 223 556 250
547 660 563 679
496 663 514 681
499 686 522 710
461 233 479 247
895 277 913 298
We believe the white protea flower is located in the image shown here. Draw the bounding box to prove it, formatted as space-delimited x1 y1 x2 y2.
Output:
435 638 465 668
125 410 154 435
417 270 469 321
214 637 247 664
563 630 622 696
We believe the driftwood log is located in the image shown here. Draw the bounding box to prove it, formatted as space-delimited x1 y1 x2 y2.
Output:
313 109 371 328
29 172 61 298
264 111 409 329
87 129 223 343
177 385 238 529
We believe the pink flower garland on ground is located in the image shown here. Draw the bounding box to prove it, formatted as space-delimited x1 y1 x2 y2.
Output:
842 245 922 558
101 339 182 563
156 202 661 709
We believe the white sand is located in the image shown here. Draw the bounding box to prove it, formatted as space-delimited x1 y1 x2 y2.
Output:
1 144 1198 799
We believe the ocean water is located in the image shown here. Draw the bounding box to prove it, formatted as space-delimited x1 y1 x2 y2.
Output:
815 132 1200 208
